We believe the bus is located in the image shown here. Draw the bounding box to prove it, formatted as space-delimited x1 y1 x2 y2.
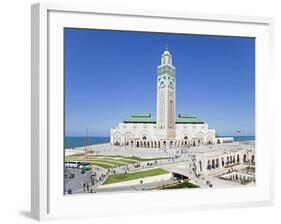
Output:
65 161 79 168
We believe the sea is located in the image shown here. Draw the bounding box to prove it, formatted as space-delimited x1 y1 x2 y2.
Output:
64 136 110 149
64 135 255 149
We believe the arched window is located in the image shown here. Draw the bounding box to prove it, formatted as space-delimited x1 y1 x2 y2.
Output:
207 160 211 170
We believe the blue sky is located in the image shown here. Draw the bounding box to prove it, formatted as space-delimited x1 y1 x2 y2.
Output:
64 28 255 137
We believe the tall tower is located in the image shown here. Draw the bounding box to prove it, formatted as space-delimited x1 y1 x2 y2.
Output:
156 49 176 139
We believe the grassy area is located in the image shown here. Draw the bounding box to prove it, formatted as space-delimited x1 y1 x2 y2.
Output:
91 159 128 166
160 180 199 189
65 154 169 169
92 155 168 162
90 162 115 169
103 168 169 185
65 153 83 158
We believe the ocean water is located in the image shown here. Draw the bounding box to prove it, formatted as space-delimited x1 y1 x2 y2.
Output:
227 136 255 142
64 135 255 149
64 136 110 149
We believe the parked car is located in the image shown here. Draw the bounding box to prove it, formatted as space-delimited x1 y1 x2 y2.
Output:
79 161 90 166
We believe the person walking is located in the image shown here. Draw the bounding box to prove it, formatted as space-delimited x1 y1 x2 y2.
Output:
82 182 86 191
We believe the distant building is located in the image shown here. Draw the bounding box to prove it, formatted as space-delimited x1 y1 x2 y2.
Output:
110 49 232 148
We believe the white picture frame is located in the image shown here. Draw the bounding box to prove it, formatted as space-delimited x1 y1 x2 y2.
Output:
31 2 274 221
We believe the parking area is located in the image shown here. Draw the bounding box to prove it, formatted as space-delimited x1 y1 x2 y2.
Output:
64 167 92 194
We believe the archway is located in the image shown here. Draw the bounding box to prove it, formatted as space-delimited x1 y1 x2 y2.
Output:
216 158 219 168
113 132 121 146
124 132 133 146
207 160 211 170
212 159 215 169
243 154 247 162
251 155 255 163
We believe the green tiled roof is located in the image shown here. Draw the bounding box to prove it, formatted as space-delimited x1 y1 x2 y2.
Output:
177 113 204 123
123 113 204 124
176 117 203 123
131 113 151 118
124 113 156 123
178 113 196 118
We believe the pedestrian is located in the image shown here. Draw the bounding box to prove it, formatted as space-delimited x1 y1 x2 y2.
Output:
82 182 86 191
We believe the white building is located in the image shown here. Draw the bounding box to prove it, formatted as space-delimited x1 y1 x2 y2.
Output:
111 49 232 148
191 144 255 175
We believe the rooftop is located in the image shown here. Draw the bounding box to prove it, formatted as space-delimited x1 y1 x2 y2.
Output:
123 113 204 124
124 113 156 123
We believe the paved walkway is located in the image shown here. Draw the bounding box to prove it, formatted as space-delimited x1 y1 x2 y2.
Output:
64 142 255 194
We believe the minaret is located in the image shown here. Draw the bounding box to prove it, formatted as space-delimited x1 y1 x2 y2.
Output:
156 48 176 139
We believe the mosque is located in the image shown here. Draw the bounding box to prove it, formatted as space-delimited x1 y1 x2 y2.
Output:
110 49 233 148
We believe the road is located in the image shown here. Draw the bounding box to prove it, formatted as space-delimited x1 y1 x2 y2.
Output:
64 168 92 194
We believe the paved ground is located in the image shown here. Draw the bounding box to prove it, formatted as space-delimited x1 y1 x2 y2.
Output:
64 142 255 195
64 168 92 194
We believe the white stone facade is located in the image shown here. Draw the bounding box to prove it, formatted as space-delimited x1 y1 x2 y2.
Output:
192 144 255 175
110 122 216 148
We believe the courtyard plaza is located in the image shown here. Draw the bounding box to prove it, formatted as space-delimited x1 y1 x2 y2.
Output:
65 141 255 194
